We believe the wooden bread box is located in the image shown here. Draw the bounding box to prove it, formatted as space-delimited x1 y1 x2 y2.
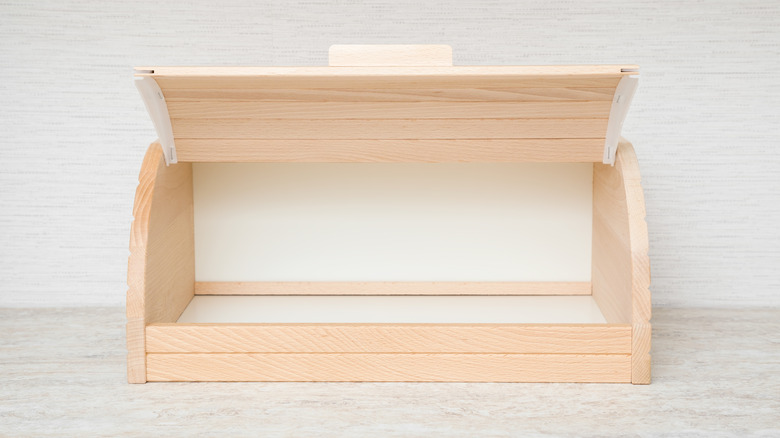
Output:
128 45 650 383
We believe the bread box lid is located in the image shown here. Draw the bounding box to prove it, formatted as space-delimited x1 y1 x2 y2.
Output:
135 45 637 165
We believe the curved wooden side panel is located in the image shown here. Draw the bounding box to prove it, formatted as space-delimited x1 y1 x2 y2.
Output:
619 141 652 385
592 138 651 384
127 142 195 383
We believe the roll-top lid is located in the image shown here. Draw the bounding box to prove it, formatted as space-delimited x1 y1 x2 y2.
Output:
135 45 638 165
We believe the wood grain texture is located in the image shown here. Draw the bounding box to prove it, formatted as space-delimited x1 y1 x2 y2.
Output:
618 141 652 326
145 353 631 382
124 318 145 384
194 281 592 296
329 44 453 66
176 138 605 162
126 142 196 383
126 144 158 383
159 60 616 163
153 76 623 90
166 101 611 119
162 87 617 102
632 322 652 384
616 141 652 383
145 323 631 354
591 139 652 383
170 118 607 140
139 66 632 91
138 145 195 325
592 141 633 323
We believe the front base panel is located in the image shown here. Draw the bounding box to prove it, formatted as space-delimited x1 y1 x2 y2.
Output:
143 294 635 383
146 352 632 383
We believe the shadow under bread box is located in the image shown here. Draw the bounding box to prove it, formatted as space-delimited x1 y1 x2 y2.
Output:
128 45 650 383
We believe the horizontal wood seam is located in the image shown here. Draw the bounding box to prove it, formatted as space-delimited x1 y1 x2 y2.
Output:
146 352 631 355
194 281 593 296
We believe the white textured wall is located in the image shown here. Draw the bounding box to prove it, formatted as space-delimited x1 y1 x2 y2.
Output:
1 0 777 307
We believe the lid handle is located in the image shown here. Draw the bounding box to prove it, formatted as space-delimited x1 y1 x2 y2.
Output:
329 44 453 67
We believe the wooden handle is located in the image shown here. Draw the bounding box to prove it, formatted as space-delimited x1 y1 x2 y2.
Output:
328 44 453 66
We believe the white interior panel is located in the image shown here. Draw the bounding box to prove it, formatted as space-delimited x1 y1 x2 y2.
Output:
178 295 607 324
193 163 592 281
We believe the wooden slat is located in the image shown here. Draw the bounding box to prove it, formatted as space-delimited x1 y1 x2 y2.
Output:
126 143 195 383
175 139 604 162
155 76 621 90
163 87 617 102
194 281 592 296
171 119 608 139
140 65 637 78
146 323 631 354
141 66 632 90
146 353 631 382
166 101 611 119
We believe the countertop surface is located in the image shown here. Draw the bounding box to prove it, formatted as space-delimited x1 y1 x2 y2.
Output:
1 307 778 437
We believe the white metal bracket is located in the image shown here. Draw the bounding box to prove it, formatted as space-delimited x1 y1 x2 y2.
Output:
603 75 639 164
134 75 177 164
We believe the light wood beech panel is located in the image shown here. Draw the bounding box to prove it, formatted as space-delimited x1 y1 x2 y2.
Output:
166 101 611 119
138 65 636 78
620 142 652 384
137 63 631 164
146 353 632 382
632 322 652 384
592 142 632 323
620 143 652 327
175 139 604 162
126 142 195 383
154 76 622 90
126 144 158 383
591 139 651 384
171 118 607 139
155 65 620 163
162 87 617 102
146 323 631 354
194 281 592 296
139 66 633 90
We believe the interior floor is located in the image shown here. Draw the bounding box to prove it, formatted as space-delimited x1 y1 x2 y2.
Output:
177 295 607 324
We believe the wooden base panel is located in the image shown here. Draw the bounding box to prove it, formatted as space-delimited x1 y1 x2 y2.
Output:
146 353 631 383
146 324 631 354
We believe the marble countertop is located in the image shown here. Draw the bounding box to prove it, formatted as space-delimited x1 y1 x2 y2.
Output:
1 307 778 437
